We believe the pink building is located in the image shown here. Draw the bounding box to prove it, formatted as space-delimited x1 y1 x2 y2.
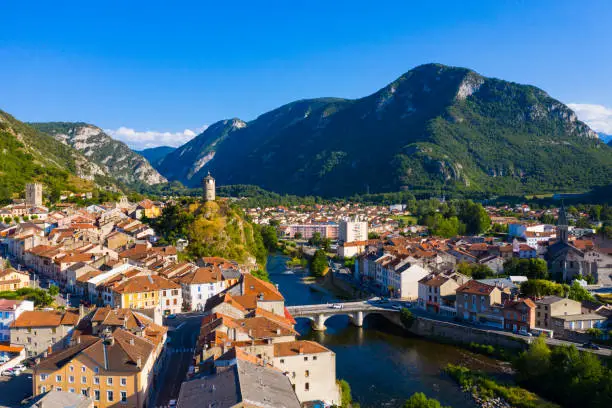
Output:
283 224 339 240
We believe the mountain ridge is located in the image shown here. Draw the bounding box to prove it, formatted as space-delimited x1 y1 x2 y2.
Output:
153 63 610 197
31 122 167 186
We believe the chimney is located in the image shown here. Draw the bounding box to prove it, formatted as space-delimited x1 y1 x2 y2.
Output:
298 346 304 355
136 357 142 368
79 304 85 319
129 338 134 346
43 351 48 358
77 336 81 345
47 345 52 355
276 328 281 335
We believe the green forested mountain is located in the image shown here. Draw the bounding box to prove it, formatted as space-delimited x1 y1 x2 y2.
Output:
154 64 612 197
31 122 166 186
0 110 112 202
135 146 176 167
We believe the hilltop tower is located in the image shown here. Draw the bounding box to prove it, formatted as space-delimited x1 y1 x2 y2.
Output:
25 183 43 207
557 202 569 244
203 172 215 202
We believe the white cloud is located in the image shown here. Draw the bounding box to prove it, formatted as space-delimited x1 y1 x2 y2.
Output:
105 125 207 150
567 103 612 134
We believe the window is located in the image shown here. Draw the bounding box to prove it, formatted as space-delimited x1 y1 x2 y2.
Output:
305 370 310 377
81 389 88 396
69 365 74 372
107 391 114 402
305 382 310 391
304 356 308 361
69 388 75 393
120 391 127 403
94 390 100 401
279 359 284 364
93 377 100 385
313 356 317 361
81 366 86 373
94 367 99 374
40 374 48 381
120 377 127 386
163 290 167 296
56 387 62 392
69 375 74 383
40 386 46 394
82 376 87 384
107 377 113 385
56 375 62 382
52 328 57 334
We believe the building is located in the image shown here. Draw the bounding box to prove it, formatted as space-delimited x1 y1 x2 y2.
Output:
177 358 301 408
0 299 34 341
203 172 215 202
503 298 536 333
26 183 43 207
28 390 93 408
283 224 339 240
10 310 80 357
534 296 582 330
417 273 461 316
273 340 340 405
178 266 239 312
32 320 166 408
0 268 30 291
456 280 503 328
551 313 607 334
338 217 368 244
111 275 182 315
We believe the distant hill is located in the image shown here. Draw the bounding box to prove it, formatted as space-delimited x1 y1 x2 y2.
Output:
599 132 612 143
135 146 176 166
0 110 112 202
155 63 612 197
31 122 166 186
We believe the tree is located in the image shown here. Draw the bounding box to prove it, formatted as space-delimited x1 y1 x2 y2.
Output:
309 250 328 277
309 232 323 247
457 200 491 235
403 393 449 408
400 308 415 329
294 232 303 240
520 279 568 298
260 225 278 252
3 217 11 224
567 281 595 302
456 262 495 279
48 284 59 297
368 232 380 239
504 258 549 279
338 379 353 408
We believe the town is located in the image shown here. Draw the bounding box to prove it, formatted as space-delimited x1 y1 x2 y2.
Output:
0 174 610 408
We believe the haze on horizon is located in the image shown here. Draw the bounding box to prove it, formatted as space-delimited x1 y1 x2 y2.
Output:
1 0 612 149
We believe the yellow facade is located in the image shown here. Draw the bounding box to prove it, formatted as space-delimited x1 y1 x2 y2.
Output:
34 355 144 408
121 290 159 310
143 206 161 219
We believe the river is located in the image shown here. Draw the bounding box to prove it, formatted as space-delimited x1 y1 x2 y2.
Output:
268 254 504 408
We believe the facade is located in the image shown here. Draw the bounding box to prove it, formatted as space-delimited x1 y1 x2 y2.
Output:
0 299 34 341
112 275 182 315
456 281 503 328
534 296 582 330
283 223 339 240
203 172 216 202
273 340 340 405
10 310 80 357
338 217 368 244
178 267 237 312
26 183 43 207
503 298 536 333
417 274 461 315
0 268 30 291
551 313 607 333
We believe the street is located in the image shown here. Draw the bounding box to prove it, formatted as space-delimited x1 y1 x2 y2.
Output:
150 314 203 408
0 372 32 408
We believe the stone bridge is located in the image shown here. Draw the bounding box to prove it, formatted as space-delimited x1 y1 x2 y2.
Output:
286 301 398 331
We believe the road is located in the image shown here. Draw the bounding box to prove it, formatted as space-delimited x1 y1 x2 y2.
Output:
0 372 32 408
150 314 203 408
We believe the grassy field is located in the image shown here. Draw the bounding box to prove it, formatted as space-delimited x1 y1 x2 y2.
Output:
392 215 418 225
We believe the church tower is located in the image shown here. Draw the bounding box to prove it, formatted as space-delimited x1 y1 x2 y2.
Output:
557 203 569 244
203 172 215 202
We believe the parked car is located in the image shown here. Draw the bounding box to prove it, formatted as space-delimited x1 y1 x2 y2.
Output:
583 342 601 350
166 314 177 320
2 368 20 377
169 400 177 408
330 304 343 309
12 364 26 371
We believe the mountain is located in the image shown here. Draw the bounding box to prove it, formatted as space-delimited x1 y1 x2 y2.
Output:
31 122 167 186
135 146 176 166
598 132 612 143
156 119 245 183
156 63 612 197
0 110 111 202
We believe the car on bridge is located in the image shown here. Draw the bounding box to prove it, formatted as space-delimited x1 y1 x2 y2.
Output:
329 304 344 309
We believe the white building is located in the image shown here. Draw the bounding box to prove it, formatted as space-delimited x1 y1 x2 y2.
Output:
0 299 34 341
338 217 368 244
178 267 238 311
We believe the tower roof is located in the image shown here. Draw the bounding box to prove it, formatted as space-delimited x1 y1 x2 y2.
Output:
557 202 568 226
204 171 214 180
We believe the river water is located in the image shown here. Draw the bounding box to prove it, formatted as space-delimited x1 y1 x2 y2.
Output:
268 255 503 408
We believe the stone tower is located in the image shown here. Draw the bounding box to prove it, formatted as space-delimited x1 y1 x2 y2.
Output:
557 202 569 244
203 172 215 202
26 183 43 207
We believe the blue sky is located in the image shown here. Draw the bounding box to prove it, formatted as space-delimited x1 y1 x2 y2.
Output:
1 0 612 148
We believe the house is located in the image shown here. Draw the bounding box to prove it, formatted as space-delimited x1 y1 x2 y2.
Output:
503 298 536 333
273 340 340 405
177 358 301 408
417 274 461 316
455 281 503 328
111 275 182 315
0 268 30 291
0 299 34 341
534 296 582 330
10 310 80 357
551 313 608 334
28 390 93 408
133 199 162 219
517 244 537 259
178 267 238 312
